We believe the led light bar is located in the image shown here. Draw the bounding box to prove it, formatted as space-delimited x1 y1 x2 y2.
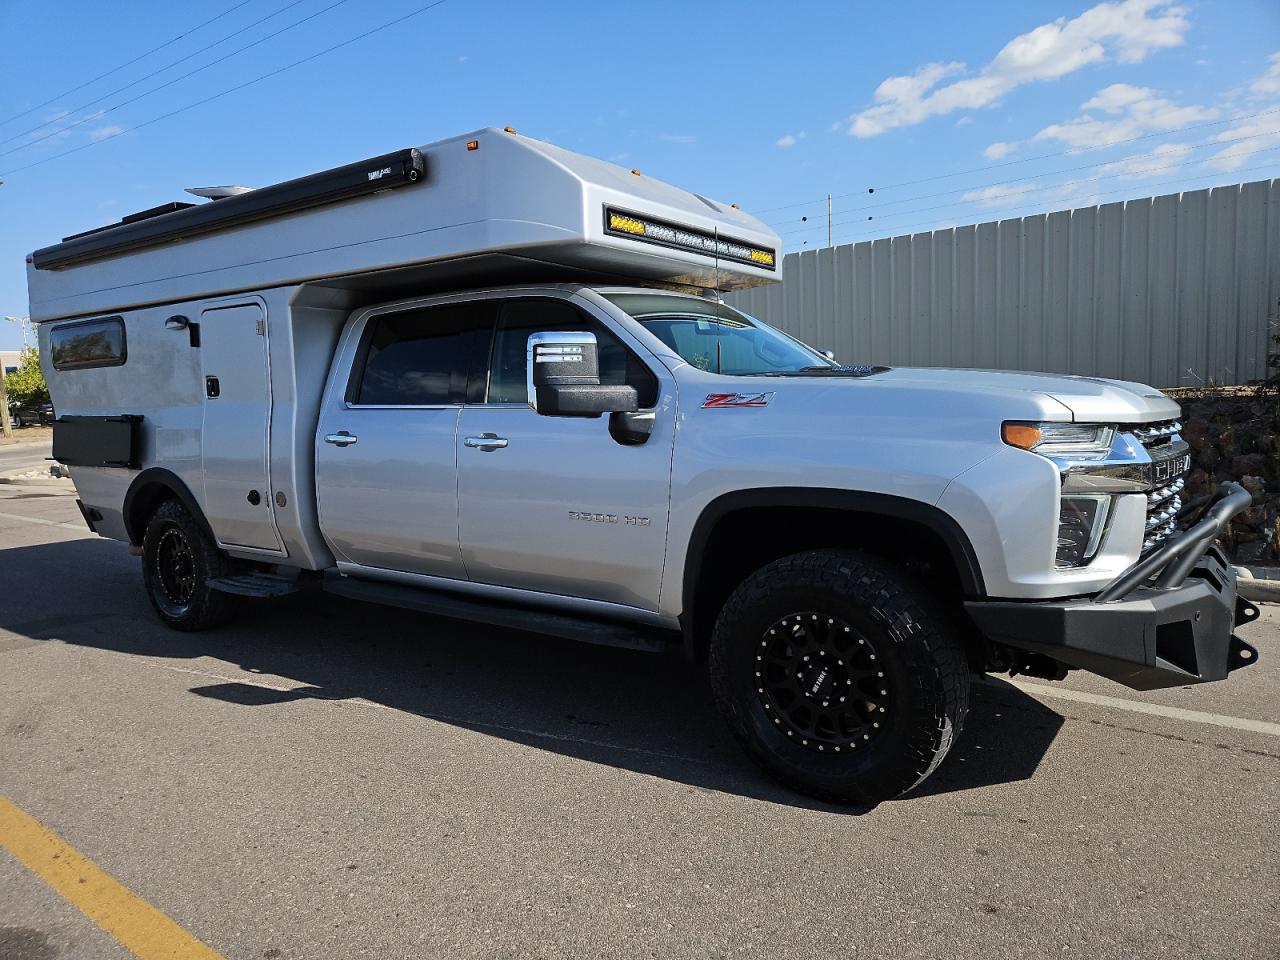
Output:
604 206 776 270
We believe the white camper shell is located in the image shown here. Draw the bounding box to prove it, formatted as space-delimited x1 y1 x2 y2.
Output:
30 128 780 571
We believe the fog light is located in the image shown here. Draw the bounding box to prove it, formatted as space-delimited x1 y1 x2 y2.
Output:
1056 495 1111 568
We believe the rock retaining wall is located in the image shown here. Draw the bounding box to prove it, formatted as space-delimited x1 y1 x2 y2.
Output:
1171 387 1278 563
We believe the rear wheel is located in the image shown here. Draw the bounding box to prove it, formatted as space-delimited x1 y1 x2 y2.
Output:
709 549 969 804
141 499 236 631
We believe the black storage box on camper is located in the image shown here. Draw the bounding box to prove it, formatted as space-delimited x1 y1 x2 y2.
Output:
52 416 142 469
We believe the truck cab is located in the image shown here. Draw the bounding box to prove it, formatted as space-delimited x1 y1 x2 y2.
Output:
28 129 1259 803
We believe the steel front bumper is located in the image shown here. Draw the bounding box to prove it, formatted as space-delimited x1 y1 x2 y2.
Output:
966 483 1262 691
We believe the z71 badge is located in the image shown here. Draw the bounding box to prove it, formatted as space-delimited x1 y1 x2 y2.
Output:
702 392 775 408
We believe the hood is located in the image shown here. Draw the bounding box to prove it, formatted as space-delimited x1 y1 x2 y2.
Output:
871 367 1180 424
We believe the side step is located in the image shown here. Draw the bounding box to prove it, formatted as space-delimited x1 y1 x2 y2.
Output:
321 574 673 653
208 571 312 599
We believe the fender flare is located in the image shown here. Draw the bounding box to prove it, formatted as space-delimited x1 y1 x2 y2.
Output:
680 487 987 628
122 468 216 547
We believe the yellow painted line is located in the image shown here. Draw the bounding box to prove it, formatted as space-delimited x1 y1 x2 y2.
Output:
0 796 225 960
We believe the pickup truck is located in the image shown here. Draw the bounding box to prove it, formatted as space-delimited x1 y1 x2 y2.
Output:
30 130 1259 802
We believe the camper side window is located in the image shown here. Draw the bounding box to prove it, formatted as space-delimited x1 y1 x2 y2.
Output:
351 301 494 406
50 316 126 370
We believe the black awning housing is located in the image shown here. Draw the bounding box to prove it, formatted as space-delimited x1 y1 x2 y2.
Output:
32 148 426 271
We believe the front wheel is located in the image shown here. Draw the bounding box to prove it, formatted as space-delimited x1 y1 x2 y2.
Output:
709 549 970 804
141 499 236 631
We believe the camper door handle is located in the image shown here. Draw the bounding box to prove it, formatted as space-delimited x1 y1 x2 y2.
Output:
464 435 508 450
324 432 358 447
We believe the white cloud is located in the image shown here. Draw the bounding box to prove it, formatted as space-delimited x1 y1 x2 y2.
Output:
1030 84 1217 150
961 182 1039 207
1205 111 1280 171
775 131 807 148
955 116 973 127
88 124 125 142
983 141 1017 159
842 0 1191 138
1081 82 1154 112
1092 141 1194 177
1252 51 1280 95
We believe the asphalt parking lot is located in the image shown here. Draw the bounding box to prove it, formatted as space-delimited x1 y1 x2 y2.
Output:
1 458 1277 959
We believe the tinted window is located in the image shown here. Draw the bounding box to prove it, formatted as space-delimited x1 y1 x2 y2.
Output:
601 292 832 375
50 317 126 370
488 300 658 406
353 302 494 405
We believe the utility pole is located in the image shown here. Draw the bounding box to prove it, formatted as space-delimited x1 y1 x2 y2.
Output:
1 315 23 439
0 362 11 439
827 194 833 248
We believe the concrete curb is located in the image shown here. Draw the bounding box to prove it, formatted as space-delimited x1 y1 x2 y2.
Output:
1236 566 1280 605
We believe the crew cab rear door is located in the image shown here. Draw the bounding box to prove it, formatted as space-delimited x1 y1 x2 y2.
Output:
455 295 674 611
314 298 494 578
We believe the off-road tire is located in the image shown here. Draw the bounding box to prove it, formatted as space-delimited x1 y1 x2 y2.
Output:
709 549 970 804
141 499 236 631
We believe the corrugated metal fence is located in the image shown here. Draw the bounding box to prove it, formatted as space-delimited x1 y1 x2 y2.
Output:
726 179 1280 387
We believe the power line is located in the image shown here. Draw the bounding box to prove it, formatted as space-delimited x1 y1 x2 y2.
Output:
817 160 1280 248
0 0 452 179
0 1 256 128
0 0 343 157
824 145 1280 236
752 105 1280 216
778 130 1280 238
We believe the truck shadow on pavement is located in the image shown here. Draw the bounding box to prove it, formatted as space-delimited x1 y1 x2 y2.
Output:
1 538 1064 812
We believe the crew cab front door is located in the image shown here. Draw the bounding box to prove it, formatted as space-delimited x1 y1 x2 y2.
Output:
315 299 493 578
456 297 673 611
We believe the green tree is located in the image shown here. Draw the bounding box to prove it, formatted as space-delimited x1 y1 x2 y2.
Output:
5 347 49 408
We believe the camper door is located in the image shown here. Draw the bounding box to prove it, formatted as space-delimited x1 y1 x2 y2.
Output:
200 302 284 553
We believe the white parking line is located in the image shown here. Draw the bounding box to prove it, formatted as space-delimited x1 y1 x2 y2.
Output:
995 678 1280 737
0 510 84 531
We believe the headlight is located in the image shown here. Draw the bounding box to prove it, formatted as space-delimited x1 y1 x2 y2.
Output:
1056 494 1112 567
1002 421 1116 459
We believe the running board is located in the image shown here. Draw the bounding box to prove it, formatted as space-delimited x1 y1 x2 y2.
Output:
208 571 311 599
320 574 672 653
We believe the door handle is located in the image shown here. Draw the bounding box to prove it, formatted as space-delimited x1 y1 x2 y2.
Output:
324 432 358 447
464 435 508 450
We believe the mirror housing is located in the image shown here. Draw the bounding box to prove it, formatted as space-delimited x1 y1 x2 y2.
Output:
819 348 836 362
527 332 639 417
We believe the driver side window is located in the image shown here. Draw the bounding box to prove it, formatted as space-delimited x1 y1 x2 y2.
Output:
487 299 658 406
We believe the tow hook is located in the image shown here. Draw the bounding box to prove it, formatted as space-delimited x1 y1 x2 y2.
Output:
1235 596 1260 628
1228 635 1259 671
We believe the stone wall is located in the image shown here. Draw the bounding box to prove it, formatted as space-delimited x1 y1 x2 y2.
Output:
1171 387 1279 564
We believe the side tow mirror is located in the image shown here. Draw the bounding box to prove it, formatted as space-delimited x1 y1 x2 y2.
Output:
526 331 638 417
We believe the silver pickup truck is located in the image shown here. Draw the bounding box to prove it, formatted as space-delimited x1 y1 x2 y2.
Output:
30 130 1258 802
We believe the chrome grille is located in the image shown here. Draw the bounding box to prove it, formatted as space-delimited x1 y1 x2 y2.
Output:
1133 419 1186 552
1131 419 1181 448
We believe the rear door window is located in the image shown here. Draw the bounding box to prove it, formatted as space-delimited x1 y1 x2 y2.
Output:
351 301 495 405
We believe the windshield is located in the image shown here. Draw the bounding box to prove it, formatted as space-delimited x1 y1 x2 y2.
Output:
600 292 833 376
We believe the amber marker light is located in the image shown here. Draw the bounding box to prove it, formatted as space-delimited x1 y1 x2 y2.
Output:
1002 422 1042 450
466 140 479 151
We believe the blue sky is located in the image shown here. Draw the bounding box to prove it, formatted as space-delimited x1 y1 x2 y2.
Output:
2 0 1278 349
